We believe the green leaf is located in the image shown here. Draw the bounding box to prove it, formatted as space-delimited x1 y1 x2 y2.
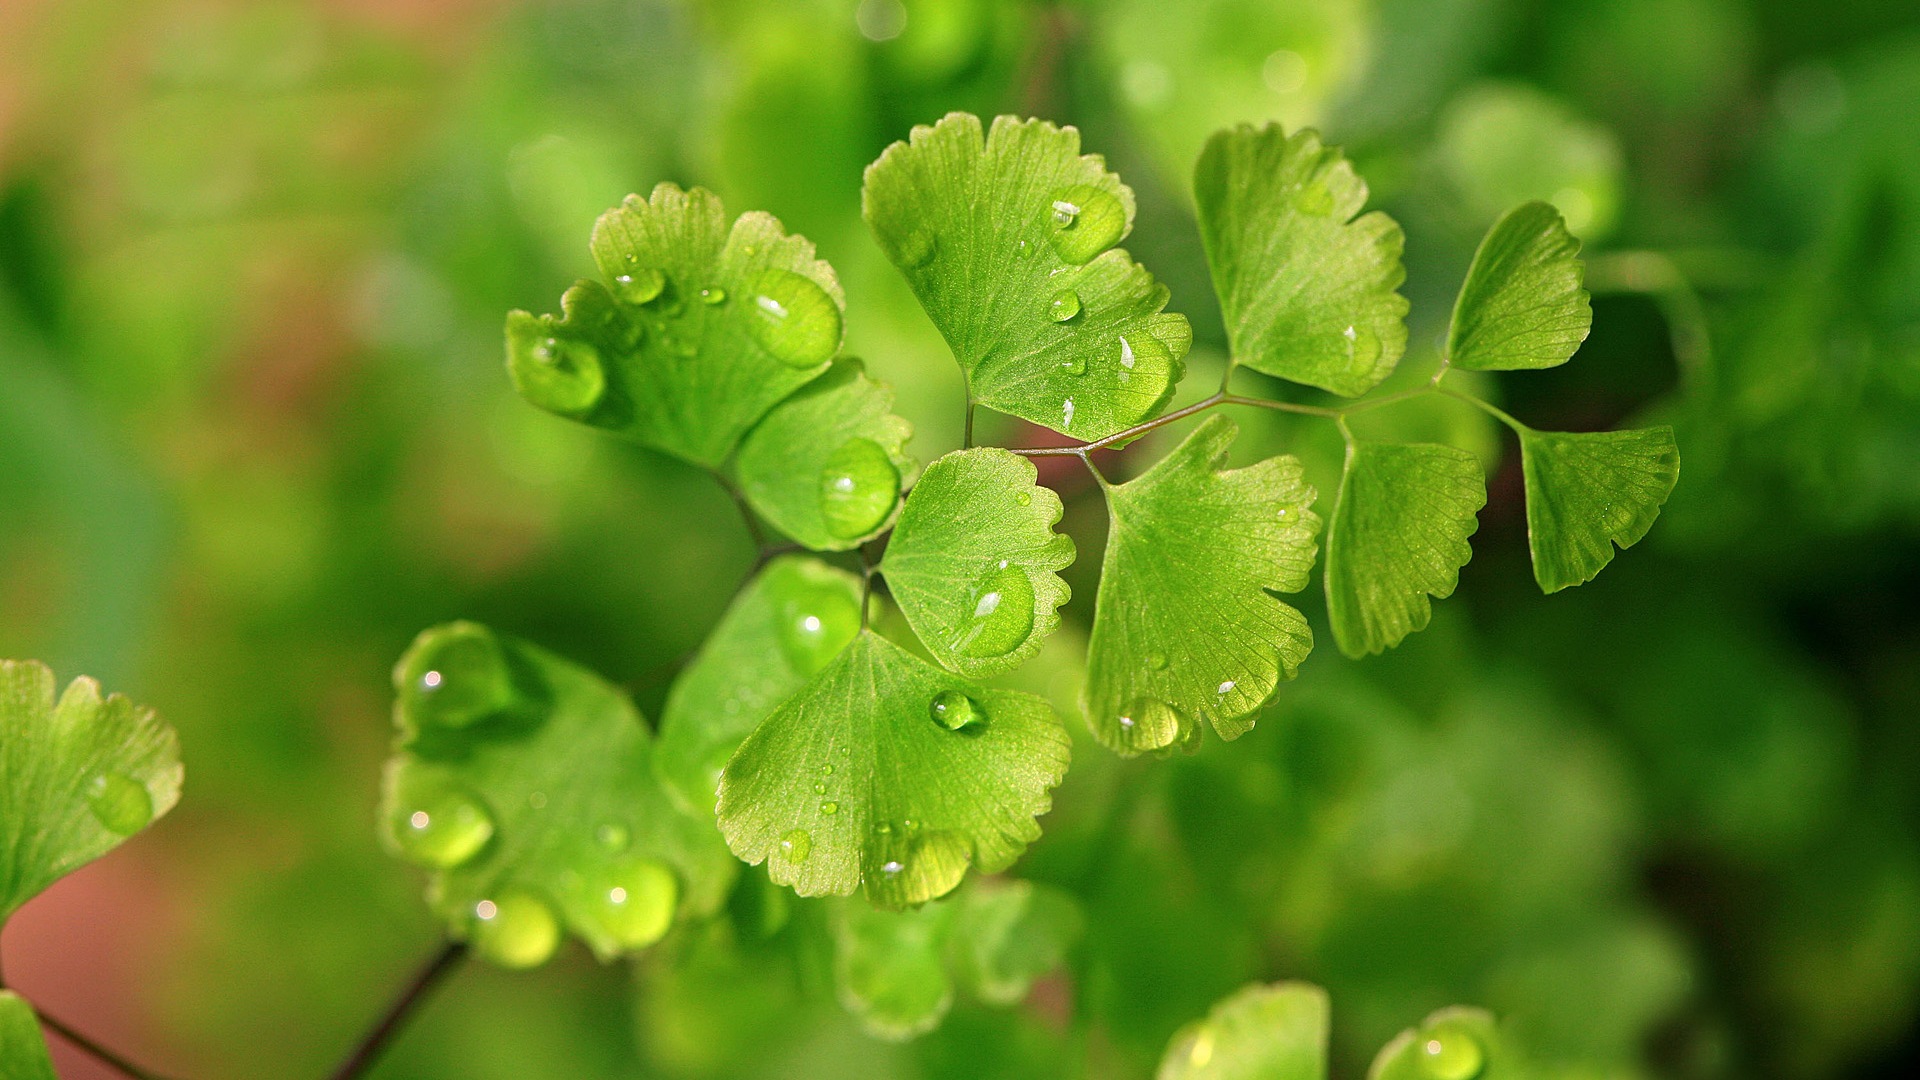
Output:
1447 201 1592 371
655 556 865 815
734 359 916 551
1195 123 1408 397
382 623 737 967
879 448 1075 678
1325 443 1486 658
1369 1006 1515 1080
0 993 57 1080
833 896 958 1041
1519 427 1680 593
1084 417 1320 755
949 878 1084 1007
0 659 182 927
863 112 1191 440
1159 982 1329 1080
717 631 1070 909
506 183 844 468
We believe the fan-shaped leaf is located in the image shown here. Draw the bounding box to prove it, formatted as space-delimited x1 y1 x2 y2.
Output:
1448 201 1591 371
1520 427 1679 593
1369 1006 1516 1080
1159 982 1329 1080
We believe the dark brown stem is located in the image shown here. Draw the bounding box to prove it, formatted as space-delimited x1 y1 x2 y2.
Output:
326 942 467 1080
38 1009 179 1080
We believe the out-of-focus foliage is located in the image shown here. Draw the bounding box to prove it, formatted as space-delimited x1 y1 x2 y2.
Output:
1 2 1917 1079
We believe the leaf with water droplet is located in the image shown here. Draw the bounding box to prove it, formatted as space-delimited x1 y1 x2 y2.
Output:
1157 982 1328 1080
382 623 735 964
506 183 845 468
1370 1005 1515 1080
864 113 1190 439
1195 123 1408 396
655 556 864 815
880 448 1074 678
1325 442 1486 658
0 660 182 929
0 992 58 1080
928 689 985 731
1448 201 1592 371
735 360 915 551
1519 426 1678 593
1085 417 1321 755
718 632 1069 909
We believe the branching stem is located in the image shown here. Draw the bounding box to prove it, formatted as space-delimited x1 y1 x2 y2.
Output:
326 942 467 1080
37 1009 180 1080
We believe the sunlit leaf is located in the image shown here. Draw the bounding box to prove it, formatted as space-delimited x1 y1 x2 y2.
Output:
1520 427 1679 593
879 448 1075 678
1084 417 1320 755
1448 201 1591 371
717 632 1069 909
1369 1006 1516 1080
0 992 57 1080
1159 982 1328 1080
1195 123 1408 396
0 660 182 927
382 623 737 967
863 112 1191 439
1325 442 1486 657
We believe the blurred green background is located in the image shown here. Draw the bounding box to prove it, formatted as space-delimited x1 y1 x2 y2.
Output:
1 0 1917 1077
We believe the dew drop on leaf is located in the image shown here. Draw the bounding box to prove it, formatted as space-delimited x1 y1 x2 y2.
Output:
1057 354 1087 376
582 857 678 951
928 689 985 731
1047 289 1081 322
1045 185 1126 264
85 773 152 836
1114 697 1187 751
612 268 666 305
1147 652 1168 670
1343 324 1382 368
771 571 863 676
820 800 839 815
470 889 561 969
779 829 812 864
391 781 495 869
953 564 1036 658
699 286 727 305
399 623 516 729
508 331 607 418
818 437 901 539
1015 491 1032 506
1113 335 1176 404
1416 1019 1486 1080
745 269 841 368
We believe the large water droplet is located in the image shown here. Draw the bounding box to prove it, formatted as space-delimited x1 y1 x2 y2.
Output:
953 564 1035 658
470 889 561 969
86 773 151 836
1047 290 1081 322
1416 1019 1486 1080
582 857 678 951
772 574 862 676
507 327 606 418
779 829 812 863
1343 324 1382 369
1113 697 1187 752
391 780 495 869
818 437 900 539
400 623 516 729
1045 185 1126 264
1296 182 1335 216
612 268 666 305
745 269 841 368
929 689 985 731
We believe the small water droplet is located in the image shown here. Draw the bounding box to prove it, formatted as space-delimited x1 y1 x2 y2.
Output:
508 324 607 418
820 800 839 815
813 782 826 794
596 822 631 852
953 564 1036 658
1014 491 1032 506
1046 185 1126 264
699 286 727 305
1113 697 1187 751
1057 354 1088 376
1217 680 1236 696
1147 652 1168 670
779 829 813 863
929 689 986 731
823 762 835 776
1344 323 1382 369
1110 334 1175 403
470 888 561 969
613 268 666 305
818 437 901 539
902 818 917 832
876 821 893 835
86 773 152 836
391 779 494 869
1062 397 1076 430
772 574 862 676
880 859 904 874
1297 182 1335 216
745 269 841 368
582 857 678 951
401 623 516 729
1047 289 1081 322
1416 1019 1486 1080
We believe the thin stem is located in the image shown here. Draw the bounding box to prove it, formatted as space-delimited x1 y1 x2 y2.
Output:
38 1009 179 1080
963 401 976 449
1436 385 1528 433
326 942 467 1080
1220 393 1342 418
1011 392 1226 457
717 475 768 552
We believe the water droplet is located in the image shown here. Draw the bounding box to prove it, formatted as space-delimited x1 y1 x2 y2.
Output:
880 859 904 874
818 437 900 539
86 773 152 836
771 572 862 676
1297 182 1335 216
596 822 631 852
581 857 678 951
1047 289 1081 322
508 325 606 418
1147 652 1168 670
780 829 812 863
1046 185 1126 264
1111 335 1175 404
953 564 1036 658
929 689 986 731
699 286 727 305
400 623 516 729
820 801 839 815
1062 397 1076 430
744 269 841 368
875 821 893 835
391 780 494 869
1113 697 1187 751
1217 680 1236 696
1416 1019 1486 1080
813 782 826 794
902 818 917 832
839 745 850 756
470 888 561 969
1344 323 1382 369
823 762 835 776
613 268 666 305
1057 354 1087 376
1014 491 1032 506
